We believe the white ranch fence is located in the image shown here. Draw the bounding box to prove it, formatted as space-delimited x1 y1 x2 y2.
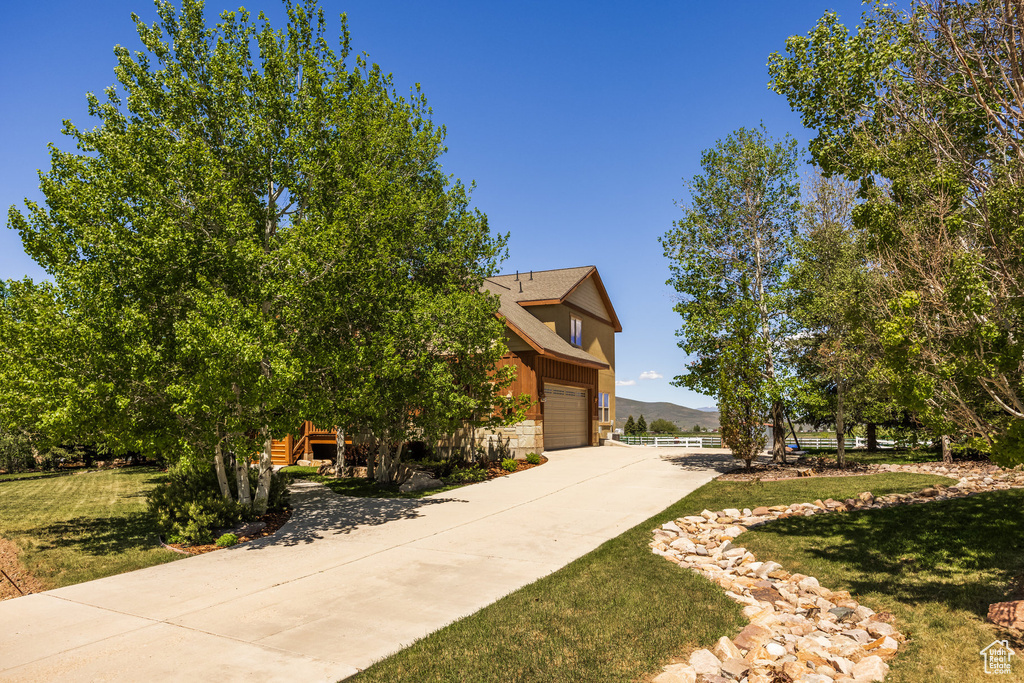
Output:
617 435 904 449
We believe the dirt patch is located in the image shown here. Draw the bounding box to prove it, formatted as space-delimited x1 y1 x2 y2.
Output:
164 509 292 556
0 537 46 601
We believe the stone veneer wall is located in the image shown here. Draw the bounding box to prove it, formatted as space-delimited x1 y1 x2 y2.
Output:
476 419 543 460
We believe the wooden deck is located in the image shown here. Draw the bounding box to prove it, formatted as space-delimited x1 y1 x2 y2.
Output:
271 421 347 467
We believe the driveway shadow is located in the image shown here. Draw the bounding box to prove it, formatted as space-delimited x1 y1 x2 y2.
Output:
247 482 464 549
658 450 739 473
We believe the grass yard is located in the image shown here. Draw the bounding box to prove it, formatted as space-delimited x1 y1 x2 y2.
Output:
0 467 180 591
741 488 1024 683
0 470 74 482
801 447 946 466
352 472 952 682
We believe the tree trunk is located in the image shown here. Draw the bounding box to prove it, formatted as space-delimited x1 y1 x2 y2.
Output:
771 401 787 464
213 439 231 499
375 439 391 484
867 422 878 452
252 429 274 514
234 449 252 507
942 434 952 463
366 436 377 480
836 382 846 469
334 428 345 479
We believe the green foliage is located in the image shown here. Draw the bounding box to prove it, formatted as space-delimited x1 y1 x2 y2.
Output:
525 453 541 465
691 424 702 433
661 126 801 459
636 415 647 434
770 1 1024 452
148 464 248 545
4 0 522 500
717 303 769 467
500 458 518 473
0 428 35 473
215 533 239 548
623 415 637 435
443 465 488 484
648 418 678 434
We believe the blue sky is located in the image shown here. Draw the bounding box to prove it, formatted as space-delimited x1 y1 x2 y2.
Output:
0 0 867 409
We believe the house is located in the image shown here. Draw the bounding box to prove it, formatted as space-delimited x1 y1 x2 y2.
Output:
481 265 620 457
270 265 620 465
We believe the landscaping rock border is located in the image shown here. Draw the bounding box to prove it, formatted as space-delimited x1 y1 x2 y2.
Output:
649 464 1024 683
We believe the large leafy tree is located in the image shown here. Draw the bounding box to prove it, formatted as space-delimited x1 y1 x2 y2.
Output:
662 126 801 463
770 0 1024 464
788 172 899 466
6 0 514 501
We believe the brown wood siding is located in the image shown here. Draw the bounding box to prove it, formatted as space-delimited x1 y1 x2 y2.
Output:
496 352 541 419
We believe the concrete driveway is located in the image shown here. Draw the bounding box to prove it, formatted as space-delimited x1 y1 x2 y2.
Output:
0 445 733 682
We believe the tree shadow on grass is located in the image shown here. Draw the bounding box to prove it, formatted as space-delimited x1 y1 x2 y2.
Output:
659 450 739 473
745 489 1024 619
246 481 463 549
32 512 163 556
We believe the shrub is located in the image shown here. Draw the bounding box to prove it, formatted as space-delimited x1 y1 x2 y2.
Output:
500 457 518 473
443 465 487 484
148 465 248 545
215 533 239 547
526 453 541 465
0 429 35 473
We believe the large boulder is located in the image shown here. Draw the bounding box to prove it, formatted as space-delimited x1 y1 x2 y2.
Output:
398 470 444 493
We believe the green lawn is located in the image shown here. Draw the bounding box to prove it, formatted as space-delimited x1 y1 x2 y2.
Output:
0 470 74 482
0 467 181 590
802 447 948 466
353 472 952 682
281 466 473 499
741 488 1024 683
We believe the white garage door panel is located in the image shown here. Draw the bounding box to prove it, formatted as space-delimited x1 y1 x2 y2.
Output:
544 383 588 450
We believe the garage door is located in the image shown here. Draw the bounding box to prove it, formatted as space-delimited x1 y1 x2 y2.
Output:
544 383 589 450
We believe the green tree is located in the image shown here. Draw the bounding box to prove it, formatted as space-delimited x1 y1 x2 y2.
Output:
6 0 516 505
636 415 647 434
770 1 1024 464
623 415 636 435
788 171 888 467
661 126 801 463
692 424 702 433
648 418 678 434
717 306 769 468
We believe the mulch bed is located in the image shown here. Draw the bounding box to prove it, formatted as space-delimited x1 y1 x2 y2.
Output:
482 455 549 479
163 508 292 556
718 456 994 482
0 537 46 601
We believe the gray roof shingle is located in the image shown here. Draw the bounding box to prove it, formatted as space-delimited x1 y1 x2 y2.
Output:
484 267 609 368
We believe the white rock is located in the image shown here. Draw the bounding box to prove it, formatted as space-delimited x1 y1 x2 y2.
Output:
651 664 696 683
851 655 889 681
765 642 787 658
688 648 721 676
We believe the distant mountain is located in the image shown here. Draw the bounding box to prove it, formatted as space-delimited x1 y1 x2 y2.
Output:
696 406 718 413
615 396 719 431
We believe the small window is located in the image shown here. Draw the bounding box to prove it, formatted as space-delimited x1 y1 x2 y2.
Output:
599 392 610 423
570 316 582 346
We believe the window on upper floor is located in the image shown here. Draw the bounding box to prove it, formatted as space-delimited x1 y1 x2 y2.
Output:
570 316 582 346
599 392 610 423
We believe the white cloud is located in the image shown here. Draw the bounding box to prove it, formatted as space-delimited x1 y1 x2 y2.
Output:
639 370 663 380
615 379 636 386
